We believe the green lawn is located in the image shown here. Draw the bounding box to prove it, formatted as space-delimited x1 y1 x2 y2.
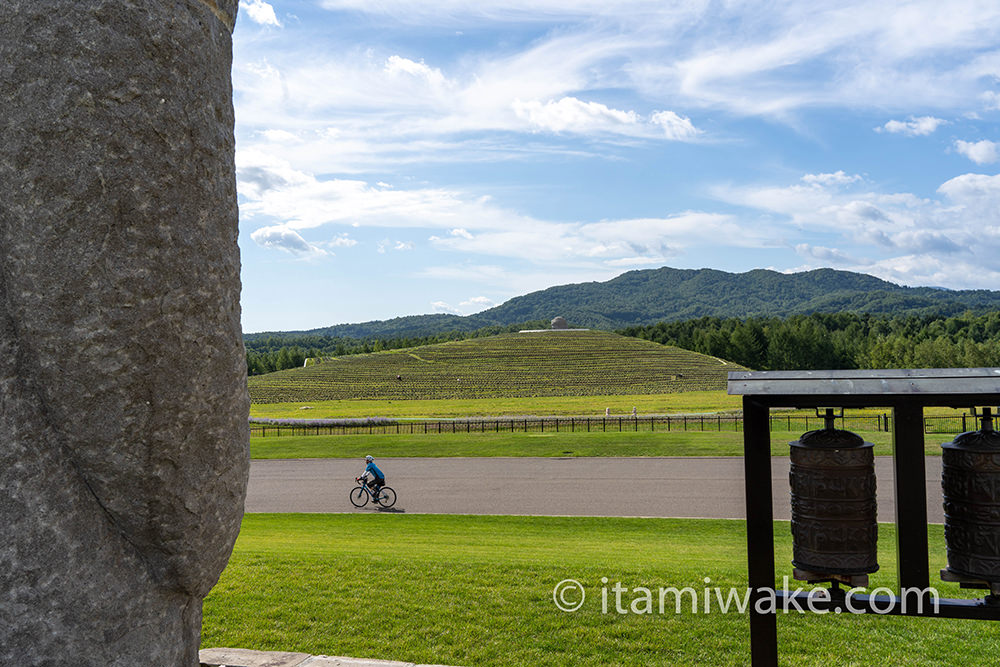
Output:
202 514 997 666
248 429 968 459
249 390 743 419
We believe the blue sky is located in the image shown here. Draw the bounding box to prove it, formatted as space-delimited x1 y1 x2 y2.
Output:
232 0 1000 333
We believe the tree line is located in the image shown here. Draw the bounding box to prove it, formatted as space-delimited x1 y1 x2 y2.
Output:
246 311 1000 376
619 311 1000 370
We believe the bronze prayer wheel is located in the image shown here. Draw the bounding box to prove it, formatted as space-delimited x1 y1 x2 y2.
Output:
789 410 878 576
942 408 1000 583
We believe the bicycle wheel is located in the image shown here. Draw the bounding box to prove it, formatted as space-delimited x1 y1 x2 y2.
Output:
375 486 396 508
349 486 368 507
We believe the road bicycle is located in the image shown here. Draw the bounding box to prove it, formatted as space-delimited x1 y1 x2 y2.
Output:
350 477 397 509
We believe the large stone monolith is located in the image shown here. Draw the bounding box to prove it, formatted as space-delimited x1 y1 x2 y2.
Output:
0 1 248 665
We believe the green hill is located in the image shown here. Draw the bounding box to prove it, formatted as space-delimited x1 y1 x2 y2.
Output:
247 330 744 403
247 266 1000 341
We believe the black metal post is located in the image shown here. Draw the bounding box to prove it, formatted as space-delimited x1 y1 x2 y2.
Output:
743 397 778 665
891 403 930 593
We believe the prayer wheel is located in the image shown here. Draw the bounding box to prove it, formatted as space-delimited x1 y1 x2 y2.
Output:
942 408 1000 584
789 410 878 577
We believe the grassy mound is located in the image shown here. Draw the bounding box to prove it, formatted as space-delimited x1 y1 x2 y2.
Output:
248 330 743 404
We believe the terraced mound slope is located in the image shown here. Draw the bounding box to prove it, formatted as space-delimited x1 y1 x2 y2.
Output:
248 330 744 403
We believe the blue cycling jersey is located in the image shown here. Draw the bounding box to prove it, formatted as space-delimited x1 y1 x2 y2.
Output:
365 461 384 480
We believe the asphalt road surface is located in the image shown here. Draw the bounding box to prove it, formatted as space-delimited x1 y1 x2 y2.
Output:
246 456 945 522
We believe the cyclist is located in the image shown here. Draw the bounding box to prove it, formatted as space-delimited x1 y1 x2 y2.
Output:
358 455 385 499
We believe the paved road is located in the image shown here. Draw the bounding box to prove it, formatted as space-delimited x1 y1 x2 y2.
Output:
246 456 945 522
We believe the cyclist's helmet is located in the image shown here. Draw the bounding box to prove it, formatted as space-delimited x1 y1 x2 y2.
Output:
365 455 373 462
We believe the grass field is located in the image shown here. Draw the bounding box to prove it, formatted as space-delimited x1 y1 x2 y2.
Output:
248 390 744 419
249 331 744 404
249 392 975 423
251 429 962 459
202 514 996 666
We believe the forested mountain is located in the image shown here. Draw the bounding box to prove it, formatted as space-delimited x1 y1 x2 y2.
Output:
246 266 1000 341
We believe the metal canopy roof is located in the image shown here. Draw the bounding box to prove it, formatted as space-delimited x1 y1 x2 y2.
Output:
728 368 1000 396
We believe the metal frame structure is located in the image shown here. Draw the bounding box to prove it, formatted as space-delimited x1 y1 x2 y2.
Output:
729 369 1000 666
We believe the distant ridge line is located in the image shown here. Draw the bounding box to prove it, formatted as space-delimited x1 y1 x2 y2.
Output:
246 265 1000 340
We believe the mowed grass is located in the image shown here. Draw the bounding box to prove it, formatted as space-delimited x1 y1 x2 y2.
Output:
249 427 977 459
249 331 744 403
251 429 943 459
249 392 970 421
250 390 743 419
202 514 996 666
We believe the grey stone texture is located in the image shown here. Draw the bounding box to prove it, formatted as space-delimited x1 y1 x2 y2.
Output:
0 1 248 665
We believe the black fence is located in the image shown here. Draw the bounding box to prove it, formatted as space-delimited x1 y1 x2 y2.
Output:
249 413 973 438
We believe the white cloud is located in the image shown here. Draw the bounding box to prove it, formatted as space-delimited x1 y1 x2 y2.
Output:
513 97 638 134
650 111 700 140
508 97 699 140
258 129 301 143
983 91 1000 110
460 296 495 309
795 244 864 264
384 56 447 87
431 301 461 314
891 230 962 254
235 0 1000 172
238 146 760 267
243 0 281 27
250 225 327 258
318 0 666 23
430 212 758 265
377 239 416 254
801 171 862 187
954 139 1000 164
837 200 890 223
329 234 358 248
604 256 670 267
631 3 1000 116
714 169 1000 289
877 116 947 136
238 148 513 231
937 173 1000 217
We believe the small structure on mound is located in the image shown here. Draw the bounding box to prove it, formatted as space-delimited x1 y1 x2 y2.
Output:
519 316 588 333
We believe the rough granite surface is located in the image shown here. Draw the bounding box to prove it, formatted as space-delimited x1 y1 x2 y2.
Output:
0 1 247 665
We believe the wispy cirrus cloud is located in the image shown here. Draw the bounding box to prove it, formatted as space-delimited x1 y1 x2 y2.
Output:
238 147 752 267
234 0 1000 176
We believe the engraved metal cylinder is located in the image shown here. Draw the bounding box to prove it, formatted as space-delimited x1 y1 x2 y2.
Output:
789 427 878 575
942 413 1000 583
